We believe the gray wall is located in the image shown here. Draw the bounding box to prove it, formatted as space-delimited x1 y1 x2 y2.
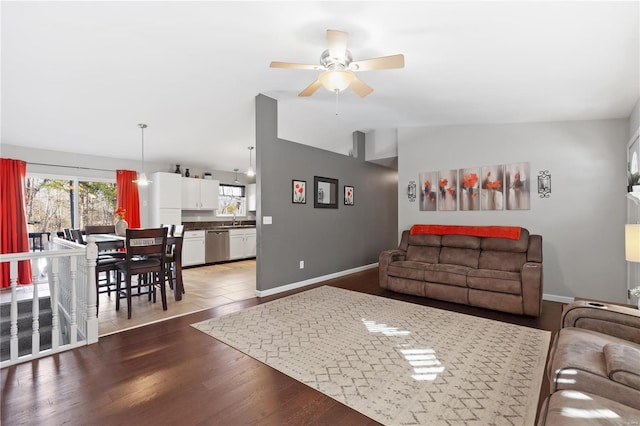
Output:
256 94 398 292
398 119 630 303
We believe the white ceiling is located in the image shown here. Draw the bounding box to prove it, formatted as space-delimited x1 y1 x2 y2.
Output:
2 1 639 173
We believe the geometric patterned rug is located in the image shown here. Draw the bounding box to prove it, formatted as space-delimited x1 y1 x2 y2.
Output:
191 286 550 425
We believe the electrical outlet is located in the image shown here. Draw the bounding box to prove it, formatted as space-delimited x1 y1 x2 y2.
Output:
299 260 304 269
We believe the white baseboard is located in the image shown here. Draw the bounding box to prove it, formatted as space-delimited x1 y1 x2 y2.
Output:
255 263 379 297
543 293 575 304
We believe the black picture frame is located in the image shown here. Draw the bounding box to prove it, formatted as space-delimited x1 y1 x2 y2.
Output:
292 179 306 204
314 176 339 209
344 185 354 205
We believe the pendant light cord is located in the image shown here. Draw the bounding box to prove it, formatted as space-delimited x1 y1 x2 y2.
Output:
138 123 147 174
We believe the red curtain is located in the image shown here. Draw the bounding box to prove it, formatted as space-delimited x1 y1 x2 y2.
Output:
116 170 141 229
0 158 33 287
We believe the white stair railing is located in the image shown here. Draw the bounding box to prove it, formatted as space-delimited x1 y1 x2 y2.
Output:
0 237 98 368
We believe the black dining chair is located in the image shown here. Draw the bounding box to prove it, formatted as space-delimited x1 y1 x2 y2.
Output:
165 224 185 295
85 225 125 258
85 225 116 235
70 229 85 245
115 227 168 319
63 228 74 241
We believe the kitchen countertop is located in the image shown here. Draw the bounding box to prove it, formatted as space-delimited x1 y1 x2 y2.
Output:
182 221 256 231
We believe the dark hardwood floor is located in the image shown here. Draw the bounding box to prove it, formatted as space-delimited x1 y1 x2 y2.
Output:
1 268 562 425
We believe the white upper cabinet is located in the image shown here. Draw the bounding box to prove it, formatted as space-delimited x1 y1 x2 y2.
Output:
149 172 182 227
181 177 219 210
152 172 182 209
199 179 219 209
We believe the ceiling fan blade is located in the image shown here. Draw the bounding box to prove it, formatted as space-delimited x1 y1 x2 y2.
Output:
327 29 348 60
350 77 373 98
298 79 322 97
350 54 405 71
270 61 322 70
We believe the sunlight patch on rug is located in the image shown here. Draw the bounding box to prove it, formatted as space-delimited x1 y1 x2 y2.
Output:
191 286 550 425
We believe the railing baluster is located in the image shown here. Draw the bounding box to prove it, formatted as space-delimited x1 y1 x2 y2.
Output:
85 237 99 344
50 257 60 350
9 261 18 362
32 271 40 355
69 256 78 345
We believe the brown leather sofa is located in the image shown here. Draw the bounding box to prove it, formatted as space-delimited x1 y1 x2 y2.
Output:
379 227 543 316
538 300 640 424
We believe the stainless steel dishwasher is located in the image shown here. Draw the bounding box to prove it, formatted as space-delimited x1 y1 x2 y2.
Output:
205 230 230 263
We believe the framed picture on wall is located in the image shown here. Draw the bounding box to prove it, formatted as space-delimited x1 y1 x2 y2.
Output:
344 186 354 205
459 167 480 211
506 162 530 210
437 169 457 211
292 180 306 204
314 176 338 209
419 171 438 211
481 164 504 210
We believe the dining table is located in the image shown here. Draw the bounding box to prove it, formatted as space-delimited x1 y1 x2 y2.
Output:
88 233 184 301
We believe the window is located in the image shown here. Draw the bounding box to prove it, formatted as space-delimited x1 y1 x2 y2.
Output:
26 175 117 233
77 180 117 229
218 184 246 217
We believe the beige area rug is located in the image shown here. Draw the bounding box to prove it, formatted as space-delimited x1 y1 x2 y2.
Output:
191 286 551 425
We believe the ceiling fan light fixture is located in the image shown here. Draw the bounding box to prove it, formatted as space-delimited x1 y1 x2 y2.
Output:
319 70 355 93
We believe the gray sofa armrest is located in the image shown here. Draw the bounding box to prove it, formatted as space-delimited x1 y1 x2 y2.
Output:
562 301 640 344
379 249 406 288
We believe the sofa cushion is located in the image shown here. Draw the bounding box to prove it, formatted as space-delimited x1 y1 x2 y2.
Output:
467 269 522 295
407 233 442 247
480 228 529 252
478 250 526 272
441 234 481 249
440 247 480 269
388 261 424 281
603 343 640 391
406 245 440 263
423 263 470 287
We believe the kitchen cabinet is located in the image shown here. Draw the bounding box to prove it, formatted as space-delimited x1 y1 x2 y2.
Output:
150 172 182 227
182 178 219 210
229 228 256 260
246 183 257 211
182 230 205 266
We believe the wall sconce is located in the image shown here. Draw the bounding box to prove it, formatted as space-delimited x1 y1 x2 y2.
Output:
538 170 551 198
408 181 417 202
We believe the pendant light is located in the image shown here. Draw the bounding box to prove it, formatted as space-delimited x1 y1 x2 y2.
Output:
247 146 255 177
133 123 151 186
233 168 240 184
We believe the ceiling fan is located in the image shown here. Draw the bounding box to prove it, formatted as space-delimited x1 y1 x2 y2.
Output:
270 29 404 98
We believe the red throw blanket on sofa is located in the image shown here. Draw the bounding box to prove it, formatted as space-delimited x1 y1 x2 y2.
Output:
410 224 521 240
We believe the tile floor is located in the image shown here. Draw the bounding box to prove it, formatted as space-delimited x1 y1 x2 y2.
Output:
0 255 256 336
97 259 256 335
